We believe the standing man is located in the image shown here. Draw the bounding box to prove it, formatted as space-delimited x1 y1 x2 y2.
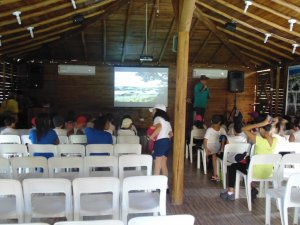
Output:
193 75 210 118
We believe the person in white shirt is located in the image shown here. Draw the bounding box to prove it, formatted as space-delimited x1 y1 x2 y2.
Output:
204 115 227 181
0 116 18 135
227 122 247 144
289 118 300 142
52 115 67 136
147 104 173 179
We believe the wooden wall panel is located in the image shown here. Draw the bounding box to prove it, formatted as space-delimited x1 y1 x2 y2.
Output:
28 64 255 129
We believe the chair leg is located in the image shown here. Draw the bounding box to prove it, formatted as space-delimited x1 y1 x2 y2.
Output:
197 150 201 169
216 159 220 178
222 167 227 190
283 206 289 225
235 173 241 199
202 150 207 174
122 211 128 225
259 181 264 198
265 194 271 225
293 207 299 225
189 146 193 164
185 144 188 159
247 179 252 211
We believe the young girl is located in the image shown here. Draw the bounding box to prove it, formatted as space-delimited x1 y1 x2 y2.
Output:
147 104 173 177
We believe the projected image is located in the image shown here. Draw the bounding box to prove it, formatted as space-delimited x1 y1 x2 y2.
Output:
114 67 168 107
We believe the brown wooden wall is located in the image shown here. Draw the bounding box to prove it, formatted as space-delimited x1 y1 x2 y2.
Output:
28 64 255 129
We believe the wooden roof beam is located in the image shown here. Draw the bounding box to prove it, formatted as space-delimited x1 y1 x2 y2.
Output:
103 19 107 63
194 7 254 68
158 17 176 63
189 18 199 39
229 39 280 61
192 31 212 64
218 26 294 60
0 0 22 5
240 51 271 65
271 0 300 14
121 1 133 63
208 44 223 64
81 32 88 61
214 0 300 38
202 12 300 56
196 1 296 45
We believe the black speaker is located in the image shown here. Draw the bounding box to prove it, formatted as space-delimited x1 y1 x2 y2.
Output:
228 70 244 93
28 65 43 89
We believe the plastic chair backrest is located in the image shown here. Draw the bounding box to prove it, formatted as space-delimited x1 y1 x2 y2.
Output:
191 129 205 141
0 157 11 178
48 157 84 178
119 154 152 179
21 135 32 145
275 143 300 154
83 156 118 177
69 135 87 144
0 135 21 144
117 136 140 144
28 144 57 157
86 144 114 156
117 130 136 136
278 153 300 186
128 214 195 225
58 136 69 144
223 143 251 164
54 221 124 225
18 129 30 136
57 144 85 157
10 156 49 179
114 144 142 156
0 144 28 158
284 173 300 205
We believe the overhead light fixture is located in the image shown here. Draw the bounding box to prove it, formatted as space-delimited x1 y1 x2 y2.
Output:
71 0 77 9
264 33 271 43
244 0 252 13
292 43 299 54
27 26 34 38
12 11 22 25
288 18 297 31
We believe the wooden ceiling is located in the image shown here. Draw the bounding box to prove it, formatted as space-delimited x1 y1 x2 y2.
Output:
1 0 300 67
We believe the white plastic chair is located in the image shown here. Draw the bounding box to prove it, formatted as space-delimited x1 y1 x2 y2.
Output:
0 157 11 178
48 157 84 180
73 177 120 220
0 179 24 223
122 175 168 225
0 135 21 144
28 144 57 158
277 153 300 187
266 173 300 225
128 214 195 225
57 144 85 157
0 144 28 158
197 146 206 174
235 154 282 211
21 135 32 145
18 129 30 136
217 143 251 189
10 156 48 181
58 135 69 144
117 130 136 136
54 221 124 225
114 144 142 157
117 136 140 144
86 144 114 156
275 142 300 154
119 154 152 180
186 129 205 163
112 136 117 145
84 156 118 177
23 178 73 222
69 135 87 144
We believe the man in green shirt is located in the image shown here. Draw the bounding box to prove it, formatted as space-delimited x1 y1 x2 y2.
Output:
193 75 210 117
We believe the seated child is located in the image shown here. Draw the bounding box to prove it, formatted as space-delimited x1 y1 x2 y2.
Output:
0 116 18 135
204 115 227 181
192 114 207 146
53 115 67 136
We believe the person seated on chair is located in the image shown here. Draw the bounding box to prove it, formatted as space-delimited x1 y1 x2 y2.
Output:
191 114 207 147
85 115 113 144
271 117 289 144
67 115 87 136
29 113 59 144
119 115 138 135
220 115 278 201
227 122 247 144
118 117 136 136
289 118 300 142
0 116 18 135
53 115 67 136
105 113 116 136
203 115 227 182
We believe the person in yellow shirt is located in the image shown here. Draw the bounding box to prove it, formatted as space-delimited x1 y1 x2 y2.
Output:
1 93 19 121
220 116 278 201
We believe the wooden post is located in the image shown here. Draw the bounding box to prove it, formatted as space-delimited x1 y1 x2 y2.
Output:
275 66 280 116
172 0 195 205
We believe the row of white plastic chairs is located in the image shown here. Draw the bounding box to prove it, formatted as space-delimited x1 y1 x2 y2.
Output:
0 176 168 225
0 143 142 158
0 215 195 225
0 154 152 180
0 134 141 145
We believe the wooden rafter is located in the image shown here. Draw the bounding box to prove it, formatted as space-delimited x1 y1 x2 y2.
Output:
196 1 296 45
81 32 88 61
194 7 253 68
9 47 41 58
121 1 133 63
208 44 223 64
103 19 107 62
240 51 271 65
202 13 300 56
192 31 212 63
158 17 176 63
218 27 294 60
189 18 199 39
229 39 280 62
271 0 300 14
0 0 22 5
214 0 300 38
141 0 158 55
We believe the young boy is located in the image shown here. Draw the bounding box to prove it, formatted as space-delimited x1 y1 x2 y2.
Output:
1 116 18 135
53 115 67 136
204 115 227 181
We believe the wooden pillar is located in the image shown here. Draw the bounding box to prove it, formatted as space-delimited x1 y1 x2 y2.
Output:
172 0 195 205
